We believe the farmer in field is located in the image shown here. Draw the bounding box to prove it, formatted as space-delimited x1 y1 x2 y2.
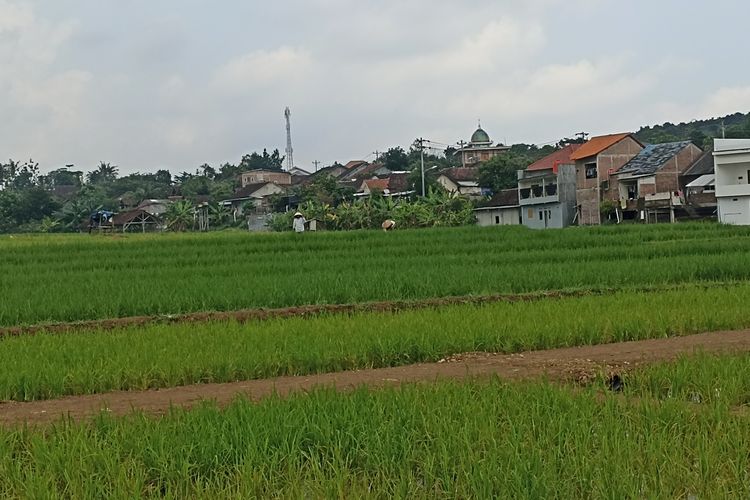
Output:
292 211 306 233
382 219 396 232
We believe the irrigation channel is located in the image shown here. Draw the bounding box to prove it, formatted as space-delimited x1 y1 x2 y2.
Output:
2 328 748 426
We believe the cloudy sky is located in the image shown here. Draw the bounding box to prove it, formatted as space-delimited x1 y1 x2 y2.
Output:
1 0 749 175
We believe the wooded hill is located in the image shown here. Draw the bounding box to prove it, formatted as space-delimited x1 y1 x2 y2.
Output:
635 111 750 148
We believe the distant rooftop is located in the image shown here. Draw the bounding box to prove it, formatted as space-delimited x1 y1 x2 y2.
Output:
618 141 694 176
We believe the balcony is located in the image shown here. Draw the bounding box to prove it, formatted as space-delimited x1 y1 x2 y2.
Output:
519 184 559 205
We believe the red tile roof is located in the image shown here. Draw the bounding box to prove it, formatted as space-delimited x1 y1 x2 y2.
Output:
569 133 637 161
527 144 582 172
440 167 480 183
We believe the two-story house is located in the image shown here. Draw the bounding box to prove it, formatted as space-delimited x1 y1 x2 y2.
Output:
570 133 644 225
518 144 580 229
714 138 750 225
614 141 703 222
240 169 292 187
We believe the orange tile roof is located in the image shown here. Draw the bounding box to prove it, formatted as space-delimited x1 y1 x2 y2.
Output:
569 133 635 161
527 144 582 171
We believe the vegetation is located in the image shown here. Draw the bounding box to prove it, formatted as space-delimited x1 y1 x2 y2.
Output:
1 380 748 498
2 223 750 326
268 189 476 231
0 283 748 401
635 111 750 148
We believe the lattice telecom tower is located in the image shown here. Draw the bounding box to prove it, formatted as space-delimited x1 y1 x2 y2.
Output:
284 107 294 171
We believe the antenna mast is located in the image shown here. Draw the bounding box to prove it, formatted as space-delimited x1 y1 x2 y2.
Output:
284 107 294 171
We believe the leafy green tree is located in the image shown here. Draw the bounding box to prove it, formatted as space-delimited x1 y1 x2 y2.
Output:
478 153 530 193
239 149 285 171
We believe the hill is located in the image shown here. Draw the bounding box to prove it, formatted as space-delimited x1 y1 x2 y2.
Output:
634 111 750 148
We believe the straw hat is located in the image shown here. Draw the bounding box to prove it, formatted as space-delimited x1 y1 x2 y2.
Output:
294 212 303 217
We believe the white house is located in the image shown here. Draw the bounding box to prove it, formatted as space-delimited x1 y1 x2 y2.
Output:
714 138 750 225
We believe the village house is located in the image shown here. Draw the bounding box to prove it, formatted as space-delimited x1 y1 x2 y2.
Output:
682 149 717 215
474 189 520 226
240 169 291 187
570 133 644 225
220 182 286 215
518 144 580 229
437 168 486 197
455 123 510 167
713 138 750 225
613 141 703 223
355 172 412 198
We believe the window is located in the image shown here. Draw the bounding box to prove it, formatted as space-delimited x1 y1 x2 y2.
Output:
585 162 597 179
538 211 543 221
495 216 500 225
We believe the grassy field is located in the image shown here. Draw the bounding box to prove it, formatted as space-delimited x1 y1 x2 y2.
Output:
0 283 747 401
611 352 750 407
1 380 748 498
4 223 750 497
1 223 750 325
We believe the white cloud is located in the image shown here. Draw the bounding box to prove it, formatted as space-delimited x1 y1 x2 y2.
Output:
213 47 313 92
703 86 750 118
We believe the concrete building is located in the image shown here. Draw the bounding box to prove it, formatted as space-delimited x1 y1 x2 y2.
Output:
240 169 292 187
455 123 510 167
614 141 703 222
570 133 644 225
518 144 580 229
474 189 520 226
714 138 750 225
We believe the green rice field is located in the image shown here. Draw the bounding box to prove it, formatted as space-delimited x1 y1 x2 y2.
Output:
2 223 750 326
3 223 750 497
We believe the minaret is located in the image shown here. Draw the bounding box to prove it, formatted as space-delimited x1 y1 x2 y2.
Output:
284 107 294 171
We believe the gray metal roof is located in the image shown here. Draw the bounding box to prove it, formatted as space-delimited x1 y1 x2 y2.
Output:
683 149 714 177
618 141 694 176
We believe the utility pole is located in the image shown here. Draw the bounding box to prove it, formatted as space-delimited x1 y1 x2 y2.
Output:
456 140 467 168
417 138 426 197
312 160 321 172
372 151 381 162
721 120 726 139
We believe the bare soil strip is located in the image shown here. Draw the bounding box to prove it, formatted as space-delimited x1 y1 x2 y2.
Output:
1 329 748 426
0 282 733 337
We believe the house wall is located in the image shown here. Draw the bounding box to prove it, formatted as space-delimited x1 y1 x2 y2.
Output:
437 176 459 193
475 208 520 226
654 144 703 194
575 137 643 225
522 203 565 229
718 197 750 225
241 171 292 187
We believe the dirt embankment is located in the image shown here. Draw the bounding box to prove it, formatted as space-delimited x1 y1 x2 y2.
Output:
1 328 748 426
0 282 733 338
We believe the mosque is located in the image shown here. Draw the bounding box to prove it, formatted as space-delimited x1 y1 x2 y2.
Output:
456 122 510 166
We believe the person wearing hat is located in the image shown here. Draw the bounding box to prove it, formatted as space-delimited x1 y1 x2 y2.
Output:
382 219 396 232
292 211 306 233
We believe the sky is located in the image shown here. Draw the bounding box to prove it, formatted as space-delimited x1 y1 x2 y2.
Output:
1 0 749 175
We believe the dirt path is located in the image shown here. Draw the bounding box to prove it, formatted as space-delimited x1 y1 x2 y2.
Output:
1 329 748 426
0 282 733 338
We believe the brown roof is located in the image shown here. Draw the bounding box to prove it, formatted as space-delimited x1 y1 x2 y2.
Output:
112 209 160 226
344 160 368 170
527 144 582 171
387 172 411 193
441 167 480 183
569 133 637 160
364 178 389 191
481 188 519 208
